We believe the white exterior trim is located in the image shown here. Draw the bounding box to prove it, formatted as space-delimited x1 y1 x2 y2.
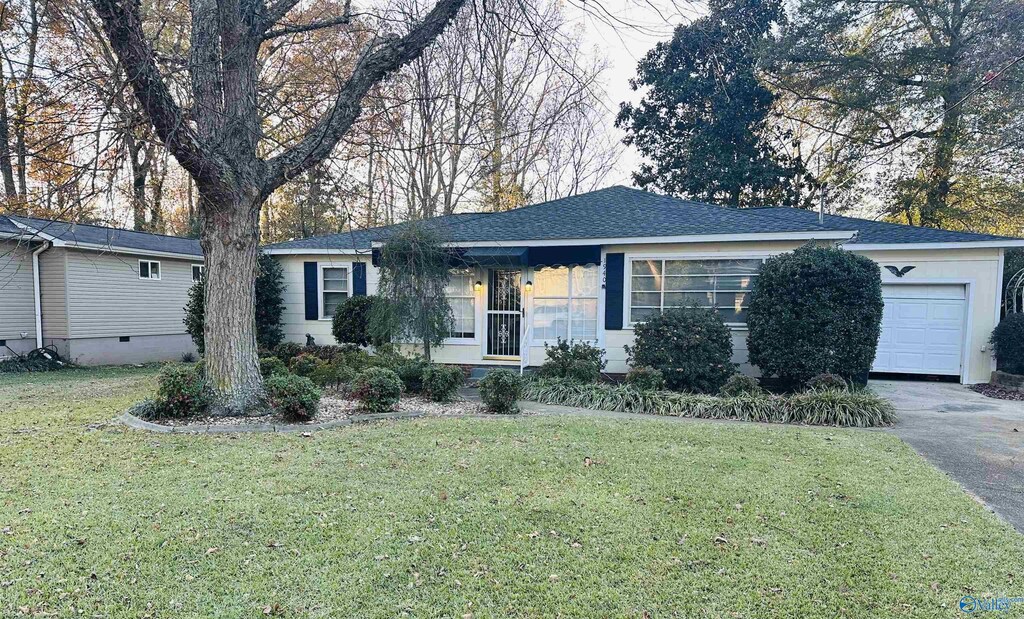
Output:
138 259 162 280
847 241 1024 250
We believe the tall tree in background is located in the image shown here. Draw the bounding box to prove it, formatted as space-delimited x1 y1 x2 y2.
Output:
87 0 469 411
616 0 804 207
769 0 1024 230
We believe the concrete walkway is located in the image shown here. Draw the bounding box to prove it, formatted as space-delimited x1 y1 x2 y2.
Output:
873 380 1024 531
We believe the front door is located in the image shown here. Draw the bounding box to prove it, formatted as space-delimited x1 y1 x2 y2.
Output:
486 269 521 358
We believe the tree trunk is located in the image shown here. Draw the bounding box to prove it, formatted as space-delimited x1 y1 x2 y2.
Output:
0 59 17 199
199 187 263 414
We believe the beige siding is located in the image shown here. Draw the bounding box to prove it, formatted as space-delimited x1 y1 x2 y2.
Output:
0 239 37 341
64 249 198 338
275 253 376 345
38 247 68 338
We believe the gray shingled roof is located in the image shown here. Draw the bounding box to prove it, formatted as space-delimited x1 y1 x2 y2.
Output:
0 215 24 235
7 215 203 257
748 207 1019 245
264 186 848 250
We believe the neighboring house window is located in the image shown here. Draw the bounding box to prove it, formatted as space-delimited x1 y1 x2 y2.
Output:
532 264 599 342
139 260 161 280
192 264 205 282
446 269 477 339
320 266 349 319
629 258 762 325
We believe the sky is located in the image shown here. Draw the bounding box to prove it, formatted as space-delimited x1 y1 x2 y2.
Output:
561 0 705 185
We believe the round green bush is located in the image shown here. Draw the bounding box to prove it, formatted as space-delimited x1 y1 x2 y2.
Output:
719 373 762 397
289 353 325 378
747 246 883 387
990 313 1024 375
479 369 522 414
155 364 211 418
265 374 321 421
395 359 430 393
352 367 403 412
625 308 734 394
331 296 383 347
805 372 849 392
259 356 288 379
625 366 665 391
537 339 606 383
422 365 465 402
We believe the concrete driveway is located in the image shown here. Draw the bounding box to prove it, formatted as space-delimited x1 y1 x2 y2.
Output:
873 380 1024 531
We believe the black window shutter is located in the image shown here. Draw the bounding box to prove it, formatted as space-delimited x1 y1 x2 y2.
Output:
304 261 318 320
352 262 367 296
605 253 624 330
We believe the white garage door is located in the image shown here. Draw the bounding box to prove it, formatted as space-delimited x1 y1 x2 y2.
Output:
872 284 966 376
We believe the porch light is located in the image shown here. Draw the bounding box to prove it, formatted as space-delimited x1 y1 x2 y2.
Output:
474 280 483 292
524 280 533 293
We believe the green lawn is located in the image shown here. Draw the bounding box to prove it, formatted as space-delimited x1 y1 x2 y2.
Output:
1 367 1022 618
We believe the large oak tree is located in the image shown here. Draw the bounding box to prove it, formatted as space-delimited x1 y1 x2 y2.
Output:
88 0 468 411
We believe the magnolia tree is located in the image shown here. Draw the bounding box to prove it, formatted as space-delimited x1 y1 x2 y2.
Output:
87 0 469 411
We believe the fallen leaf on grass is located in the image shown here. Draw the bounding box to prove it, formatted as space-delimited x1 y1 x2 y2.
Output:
206 547 220 555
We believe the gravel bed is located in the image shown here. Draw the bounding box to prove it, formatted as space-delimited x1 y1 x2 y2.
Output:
969 383 1024 401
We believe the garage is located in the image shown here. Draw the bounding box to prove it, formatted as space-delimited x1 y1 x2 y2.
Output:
872 284 967 377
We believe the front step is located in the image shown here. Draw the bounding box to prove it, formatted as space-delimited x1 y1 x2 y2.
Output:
467 365 533 383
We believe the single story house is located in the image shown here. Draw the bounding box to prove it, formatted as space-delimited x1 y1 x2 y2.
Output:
264 186 1024 384
0 214 202 364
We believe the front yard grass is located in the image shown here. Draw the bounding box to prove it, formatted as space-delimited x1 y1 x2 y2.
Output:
1 367 1022 617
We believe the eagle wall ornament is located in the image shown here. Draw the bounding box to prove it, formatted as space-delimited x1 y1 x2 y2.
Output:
884 265 916 278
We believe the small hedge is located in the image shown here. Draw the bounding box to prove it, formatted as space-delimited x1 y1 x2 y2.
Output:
265 374 321 421
154 364 211 418
259 356 288 379
625 308 734 393
479 369 522 414
395 359 430 393
289 353 325 378
990 313 1024 375
522 378 895 427
719 373 762 397
537 339 606 383
806 373 849 392
352 367 403 413
422 365 465 402
625 366 665 391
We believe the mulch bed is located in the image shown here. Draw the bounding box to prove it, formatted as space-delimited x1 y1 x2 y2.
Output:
969 383 1024 401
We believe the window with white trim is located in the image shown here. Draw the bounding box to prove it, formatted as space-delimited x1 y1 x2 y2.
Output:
532 264 599 342
629 258 762 325
321 267 349 318
139 260 161 280
446 269 476 339
192 264 205 282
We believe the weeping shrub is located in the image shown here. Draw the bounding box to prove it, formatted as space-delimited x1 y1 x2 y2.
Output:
747 245 883 387
625 308 734 393
522 378 895 427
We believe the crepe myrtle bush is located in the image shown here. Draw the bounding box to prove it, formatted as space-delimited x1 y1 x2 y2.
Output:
747 245 883 387
625 308 735 394
991 313 1024 375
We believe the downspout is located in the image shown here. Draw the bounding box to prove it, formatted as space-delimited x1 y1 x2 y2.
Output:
31 241 50 349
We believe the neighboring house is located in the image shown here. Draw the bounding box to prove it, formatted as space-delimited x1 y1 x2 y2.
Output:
0 215 203 364
264 186 1024 384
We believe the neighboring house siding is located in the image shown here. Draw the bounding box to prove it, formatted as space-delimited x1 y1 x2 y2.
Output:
65 249 196 338
0 239 37 349
39 247 69 339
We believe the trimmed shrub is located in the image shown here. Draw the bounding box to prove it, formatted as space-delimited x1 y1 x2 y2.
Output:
625 308 734 394
625 366 665 391
479 369 522 414
719 373 762 397
352 367 403 413
265 374 320 421
304 344 356 363
747 245 883 387
422 365 465 402
289 353 325 378
310 361 355 389
991 313 1024 375
537 339 606 383
806 373 849 392
154 364 211 418
332 296 382 347
259 356 288 379
522 378 895 427
395 358 430 393
273 342 304 364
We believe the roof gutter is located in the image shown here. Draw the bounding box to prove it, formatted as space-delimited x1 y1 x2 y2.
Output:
31 241 50 349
